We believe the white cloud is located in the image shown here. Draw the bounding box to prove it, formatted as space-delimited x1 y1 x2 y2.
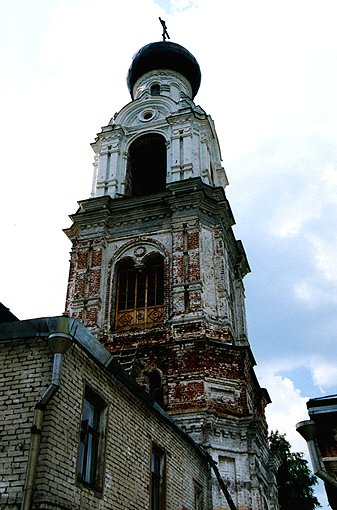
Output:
270 183 325 240
167 0 196 12
311 362 337 391
263 161 337 308
294 281 315 304
293 278 337 307
256 360 335 506
292 231 337 306
257 355 337 451
270 163 337 239
308 234 337 283
322 165 337 188
256 365 309 453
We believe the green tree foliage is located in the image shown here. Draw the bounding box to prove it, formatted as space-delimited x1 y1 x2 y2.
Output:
269 431 321 510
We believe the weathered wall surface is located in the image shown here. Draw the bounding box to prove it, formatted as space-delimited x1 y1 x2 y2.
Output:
0 338 51 508
64 180 247 346
63 179 277 510
0 335 210 509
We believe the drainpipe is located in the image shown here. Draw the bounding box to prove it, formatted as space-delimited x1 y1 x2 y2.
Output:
21 330 72 510
296 420 337 489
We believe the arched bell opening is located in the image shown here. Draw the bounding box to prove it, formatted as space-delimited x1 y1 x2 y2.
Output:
125 134 167 197
114 254 164 330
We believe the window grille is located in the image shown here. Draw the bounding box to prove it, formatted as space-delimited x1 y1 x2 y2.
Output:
116 255 164 330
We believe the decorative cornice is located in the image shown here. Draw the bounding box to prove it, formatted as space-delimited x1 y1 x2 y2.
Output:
64 179 248 274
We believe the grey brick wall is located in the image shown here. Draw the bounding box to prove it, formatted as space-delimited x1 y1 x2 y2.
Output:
0 335 210 509
0 338 51 509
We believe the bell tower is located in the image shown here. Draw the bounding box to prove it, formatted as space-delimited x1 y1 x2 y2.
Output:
64 41 278 510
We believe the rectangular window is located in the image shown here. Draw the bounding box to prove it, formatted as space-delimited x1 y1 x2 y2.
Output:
151 443 166 510
194 482 203 510
77 387 107 492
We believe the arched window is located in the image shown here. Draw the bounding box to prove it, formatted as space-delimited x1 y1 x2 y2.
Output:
148 370 164 407
150 83 161 96
115 255 164 330
125 134 166 197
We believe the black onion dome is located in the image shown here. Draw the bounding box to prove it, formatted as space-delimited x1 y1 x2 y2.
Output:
127 41 201 99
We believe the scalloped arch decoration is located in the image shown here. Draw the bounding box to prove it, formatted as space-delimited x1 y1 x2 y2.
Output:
111 238 170 270
114 96 176 128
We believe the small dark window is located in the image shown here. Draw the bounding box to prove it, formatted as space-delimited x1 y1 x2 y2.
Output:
151 443 166 510
77 388 106 491
143 111 153 120
151 84 161 96
148 370 164 407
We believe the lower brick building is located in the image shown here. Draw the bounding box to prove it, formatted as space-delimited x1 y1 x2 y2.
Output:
0 316 212 509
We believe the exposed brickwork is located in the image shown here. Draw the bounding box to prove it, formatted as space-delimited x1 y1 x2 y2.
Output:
63 180 278 509
76 250 89 270
64 251 76 313
91 247 102 267
0 335 210 509
188 231 199 251
123 339 261 421
64 183 246 341
88 267 101 294
188 252 200 281
0 338 52 507
74 270 86 298
85 307 98 325
65 241 103 328
173 254 185 283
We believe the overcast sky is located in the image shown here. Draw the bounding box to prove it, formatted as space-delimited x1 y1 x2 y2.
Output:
1 1 337 506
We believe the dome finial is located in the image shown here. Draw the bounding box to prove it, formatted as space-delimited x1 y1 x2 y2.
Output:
159 17 170 41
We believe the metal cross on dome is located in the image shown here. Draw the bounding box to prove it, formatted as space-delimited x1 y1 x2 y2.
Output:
159 17 170 41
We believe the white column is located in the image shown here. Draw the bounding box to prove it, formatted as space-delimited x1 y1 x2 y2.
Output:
95 152 109 196
91 154 99 197
182 129 193 179
106 148 119 198
170 132 182 182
